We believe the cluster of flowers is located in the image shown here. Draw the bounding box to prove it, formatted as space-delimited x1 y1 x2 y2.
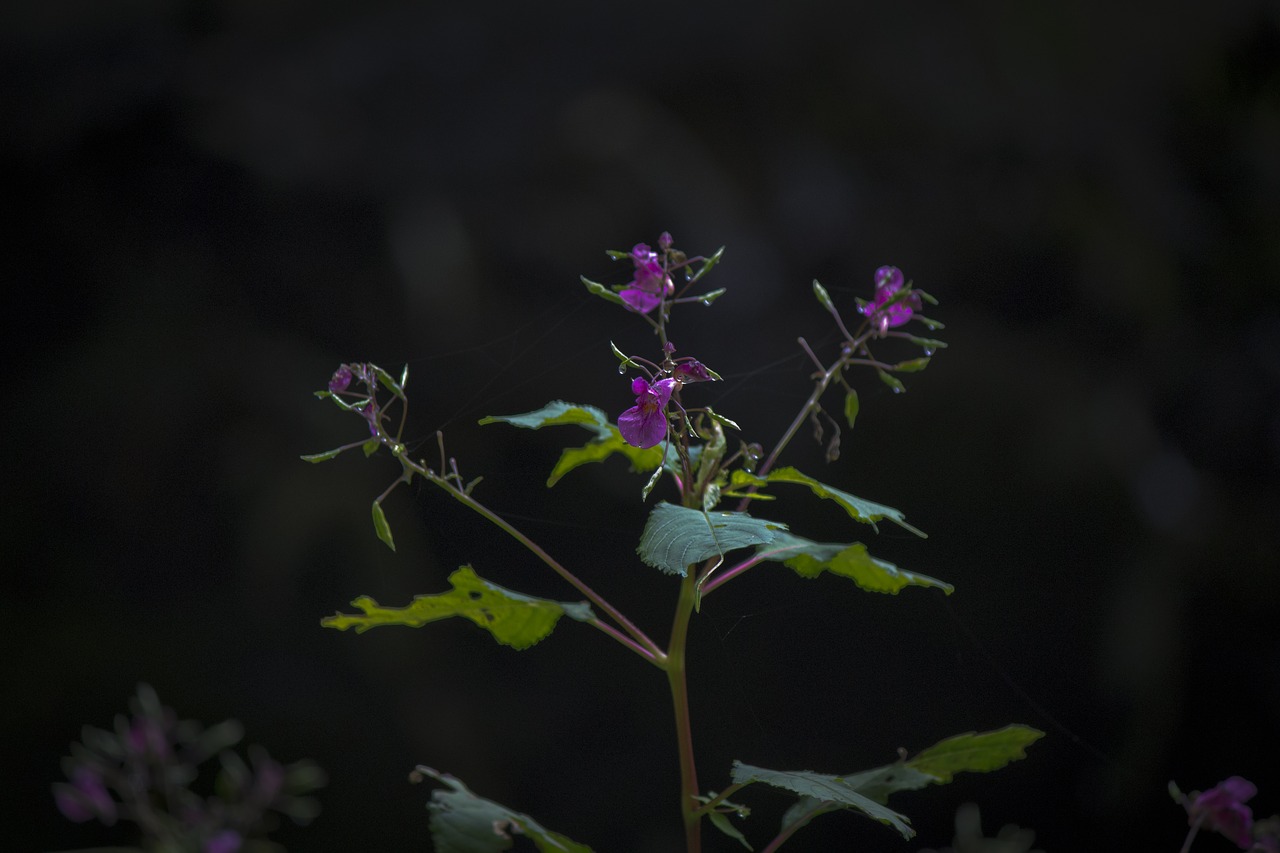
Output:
53 685 324 853
1176 777 1278 852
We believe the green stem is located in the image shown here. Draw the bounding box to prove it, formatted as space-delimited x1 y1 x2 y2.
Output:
667 569 702 852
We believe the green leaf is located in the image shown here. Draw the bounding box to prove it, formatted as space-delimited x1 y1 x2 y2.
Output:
479 401 613 440
704 407 740 431
637 503 786 576
877 369 906 393
687 245 725 286
372 364 405 399
581 276 625 306
914 314 945 330
361 438 380 457
400 363 410 389
301 446 350 463
321 566 595 649
892 357 931 373
905 725 1044 783
552 432 665 487
415 766 594 852
755 532 953 595
730 762 913 839
696 287 727 306
843 389 859 430
812 279 835 313
904 335 947 350
728 467 925 537
371 501 395 551
609 341 643 369
708 812 753 851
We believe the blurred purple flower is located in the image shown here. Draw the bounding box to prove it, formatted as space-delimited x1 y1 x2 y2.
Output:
204 829 243 853
54 767 116 825
619 243 672 314
328 365 353 394
859 265 921 334
618 377 676 448
1188 777 1257 849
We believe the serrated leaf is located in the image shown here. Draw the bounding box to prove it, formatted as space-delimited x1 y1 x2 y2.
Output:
371 501 395 551
728 467 925 537
755 532 952 595
479 401 613 440
637 503 786 576
417 767 594 853
843 389 859 430
362 438 380 457
321 566 594 649
905 726 1044 782
812 279 835 312
893 357 931 373
581 276 625 306
730 762 913 839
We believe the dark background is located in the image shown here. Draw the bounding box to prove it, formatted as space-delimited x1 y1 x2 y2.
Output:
6 1 1279 851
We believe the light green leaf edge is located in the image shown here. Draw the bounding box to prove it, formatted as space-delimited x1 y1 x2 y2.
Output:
321 566 595 650
479 401 664 486
708 812 753 851
774 725 1045 834
637 503 787 576
729 467 925 537
755 532 953 595
417 766 594 853
729 761 914 840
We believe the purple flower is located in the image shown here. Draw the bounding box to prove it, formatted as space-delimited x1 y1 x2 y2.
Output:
54 766 117 825
618 377 676 448
672 360 713 384
859 265 922 334
204 829 243 853
619 243 673 314
1188 777 1257 849
328 365 353 394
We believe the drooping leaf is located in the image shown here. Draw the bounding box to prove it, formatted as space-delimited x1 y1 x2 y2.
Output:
637 503 787 576
696 287 727 306
371 500 395 551
729 762 913 839
708 812 753 851
728 467 925 537
686 245 726 286
754 532 952 595
893 357 931 373
843 389 859 430
771 726 1044 834
300 446 350 463
877 369 906 393
321 566 595 649
415 766 594 853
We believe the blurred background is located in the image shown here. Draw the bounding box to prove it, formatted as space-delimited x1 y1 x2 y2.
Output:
6 1 1279 851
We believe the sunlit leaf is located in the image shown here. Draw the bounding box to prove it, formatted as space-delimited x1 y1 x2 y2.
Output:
414 766 594 853
321 566 595 649
729 762 913 839
728 467 925 537
704 408 740 431
755 532 952 595
479 401 612 440
637 503 786 576
371 501 395 551
551 432 664 487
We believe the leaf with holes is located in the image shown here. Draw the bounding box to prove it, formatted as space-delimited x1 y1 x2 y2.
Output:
637 503 787 576
321 566 594 649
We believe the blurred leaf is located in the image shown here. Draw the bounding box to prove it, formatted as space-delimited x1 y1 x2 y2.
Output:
416 767 594 853
728 467 924 537
914 315 945 330
892 357 931 373
300 446 350 463
843 390 859 430
637 503 786 576
321 566 594 649
904 335 947 350
696 287 727 306
877 369 906 393
708 812 752 850
372 364 405 399
362 438 380 457
729 762 913 839
581 276 625 306
755 532 952 595
371 501 395 551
